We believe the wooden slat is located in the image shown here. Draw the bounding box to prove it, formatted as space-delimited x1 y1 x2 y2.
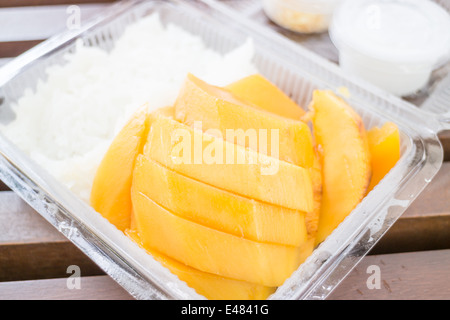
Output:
328 249 450 300
0 192 103 281
400 162 450 219
0 242 104 282
0 191 66 244
371 162 450 254
0 250 448 300
0 275 134 300
439 130 450 161
0 40 43 58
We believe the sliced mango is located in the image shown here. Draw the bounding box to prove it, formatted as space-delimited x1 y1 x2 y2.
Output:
225 76 323 239
225 73 305 120
144 107 314 212
133 154 307 246
131 190 305 287
90 104 150 231
125 229 276 300
306 150 323 239
174 73 314 168
367 122 401 193
310 90 372 245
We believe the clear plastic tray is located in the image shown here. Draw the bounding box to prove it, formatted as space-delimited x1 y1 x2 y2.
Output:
0 0 448 300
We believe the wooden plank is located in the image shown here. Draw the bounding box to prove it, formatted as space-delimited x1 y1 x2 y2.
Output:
0 275 134 300
400 162 450 219
372 215 450 255
439 130 450 161
0 241 105 282
0 40 43 58
0 180 10 192
0 250 448 300
371 161 450 254
0 191 66 243
328 249 450 300
0 191 103 281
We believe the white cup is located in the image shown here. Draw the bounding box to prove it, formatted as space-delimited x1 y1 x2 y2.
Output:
329 0 450 97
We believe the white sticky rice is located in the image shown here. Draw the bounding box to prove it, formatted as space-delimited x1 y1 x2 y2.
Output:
0 13 258 203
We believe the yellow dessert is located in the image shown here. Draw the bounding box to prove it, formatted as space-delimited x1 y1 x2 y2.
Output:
309 90 372 245
133 154 307 246
90 104 150 231
367 122 401 193
225 73 305 120
175 73 314 168
90 73 400 300
131 190 305 287
126 229 276 300
145 107 314 212
224 74 322 239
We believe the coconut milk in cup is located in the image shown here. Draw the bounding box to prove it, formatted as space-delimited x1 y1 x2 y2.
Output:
329 0 450 97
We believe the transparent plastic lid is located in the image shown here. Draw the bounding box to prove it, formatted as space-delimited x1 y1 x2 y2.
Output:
330 0 450 65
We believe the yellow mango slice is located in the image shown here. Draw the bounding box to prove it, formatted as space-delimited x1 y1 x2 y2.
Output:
226 75 323 239
131 190 304 287
144 107 314 212
306 151 322 239
310 90 372 245
177 73 321 239
174 73 314 168
225 74 305 120
367 122 401 193
133 154 307 246
125 229 276 300
90 104 150 231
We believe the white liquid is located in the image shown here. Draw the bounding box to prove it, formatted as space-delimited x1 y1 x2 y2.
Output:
350 1 443 62
330 0 450 96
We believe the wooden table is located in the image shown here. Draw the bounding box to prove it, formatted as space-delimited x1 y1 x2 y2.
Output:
0 0 449 300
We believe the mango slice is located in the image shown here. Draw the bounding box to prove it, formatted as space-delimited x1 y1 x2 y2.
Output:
144 107 314 212
225 75 323 239
310 90 372 245
126 229 276 300
224 75 323 239
367 122 401 193
174 73 314 168
133 154 307 246
90 104 150 231
306 151 323 239
131 190 305 287
225 73 306 120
